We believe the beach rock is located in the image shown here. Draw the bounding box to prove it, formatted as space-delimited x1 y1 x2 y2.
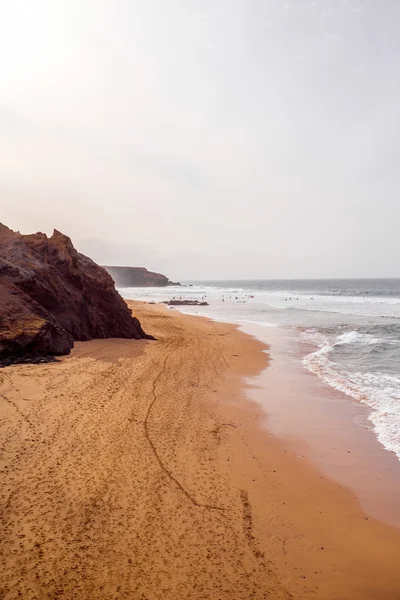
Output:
162 300 209 306
0 224 153 366
103 265 180 288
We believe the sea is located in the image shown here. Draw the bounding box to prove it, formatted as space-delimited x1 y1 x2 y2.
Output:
121 279 400 462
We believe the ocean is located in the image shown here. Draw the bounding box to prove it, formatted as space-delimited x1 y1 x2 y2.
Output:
121 279 400 461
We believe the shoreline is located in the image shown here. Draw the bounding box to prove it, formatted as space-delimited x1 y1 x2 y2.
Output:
153 296 400 529
123 283 400 464
241 322 400 529
1 302 400 598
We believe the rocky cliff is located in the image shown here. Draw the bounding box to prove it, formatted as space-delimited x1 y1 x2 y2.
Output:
103 266 180 288
0 224 153 366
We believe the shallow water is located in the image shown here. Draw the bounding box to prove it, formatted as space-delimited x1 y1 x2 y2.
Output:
122 279 400 461
241 324 400 529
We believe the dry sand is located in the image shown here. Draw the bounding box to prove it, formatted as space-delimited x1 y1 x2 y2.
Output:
1 301 400 600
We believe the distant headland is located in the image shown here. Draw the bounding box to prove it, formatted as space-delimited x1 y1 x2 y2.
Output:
103 266 180 288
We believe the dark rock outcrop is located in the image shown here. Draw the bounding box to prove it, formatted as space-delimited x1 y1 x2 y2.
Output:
103 266 180 288
162 300 209 306
0 224 153 366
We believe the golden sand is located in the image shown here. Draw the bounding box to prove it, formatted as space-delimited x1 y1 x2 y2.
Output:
1 302 400 599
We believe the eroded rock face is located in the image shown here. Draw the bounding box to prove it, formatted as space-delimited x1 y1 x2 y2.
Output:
103 266 180 288
0 225 152 365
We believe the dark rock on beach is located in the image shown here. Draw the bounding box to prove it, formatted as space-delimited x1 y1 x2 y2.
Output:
103 266 180 288
162 300 209 306
0 224 153 366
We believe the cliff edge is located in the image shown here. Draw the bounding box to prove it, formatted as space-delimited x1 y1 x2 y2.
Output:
0 224 153 366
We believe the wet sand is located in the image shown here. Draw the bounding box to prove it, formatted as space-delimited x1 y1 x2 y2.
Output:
243 324 400 529
1 302 400 599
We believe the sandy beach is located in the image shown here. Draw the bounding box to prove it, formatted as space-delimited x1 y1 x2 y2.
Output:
1 302 400 600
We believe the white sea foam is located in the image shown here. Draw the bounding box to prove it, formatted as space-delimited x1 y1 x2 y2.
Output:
123 284 400 319
302 331 400 459
334 331 383 346
122 283 400 460
257 294 400 319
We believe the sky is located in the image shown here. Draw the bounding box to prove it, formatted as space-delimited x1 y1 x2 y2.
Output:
1 0 399 280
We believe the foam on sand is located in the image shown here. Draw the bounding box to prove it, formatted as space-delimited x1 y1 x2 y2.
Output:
303 330 400 459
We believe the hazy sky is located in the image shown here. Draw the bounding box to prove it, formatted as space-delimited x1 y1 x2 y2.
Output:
1 0 399 279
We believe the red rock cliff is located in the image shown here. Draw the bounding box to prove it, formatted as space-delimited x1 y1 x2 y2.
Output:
0 225 153 365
